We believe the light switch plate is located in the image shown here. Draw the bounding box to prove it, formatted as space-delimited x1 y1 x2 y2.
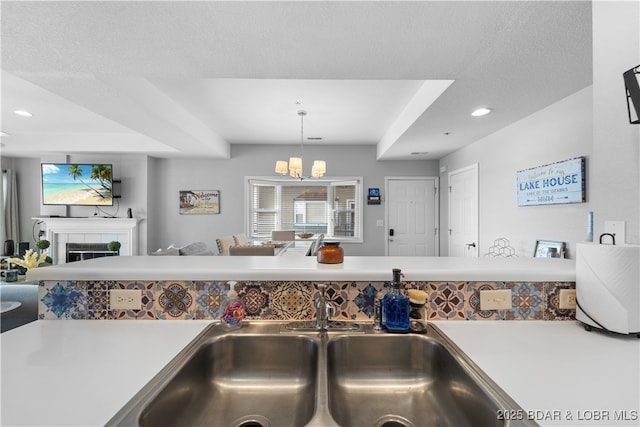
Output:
604 221 626 244
479 289 512 310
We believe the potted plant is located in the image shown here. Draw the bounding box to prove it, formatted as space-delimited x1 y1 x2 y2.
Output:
35 239 53 264
107 241 121 254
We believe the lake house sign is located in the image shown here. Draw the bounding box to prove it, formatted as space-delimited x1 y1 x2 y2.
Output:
516 157 586 207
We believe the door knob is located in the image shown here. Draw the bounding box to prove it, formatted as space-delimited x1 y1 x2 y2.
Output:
466 242 476 248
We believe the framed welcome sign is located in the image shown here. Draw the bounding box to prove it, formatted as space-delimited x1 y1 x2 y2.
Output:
516 157 586 207
179 190 220 214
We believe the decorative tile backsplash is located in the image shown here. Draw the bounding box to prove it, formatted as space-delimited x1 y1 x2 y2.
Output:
38 279 576 321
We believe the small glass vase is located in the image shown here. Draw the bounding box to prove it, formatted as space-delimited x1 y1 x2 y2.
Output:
316 242 344 264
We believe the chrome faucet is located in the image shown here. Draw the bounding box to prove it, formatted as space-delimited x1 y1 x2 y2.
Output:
315 284 336 330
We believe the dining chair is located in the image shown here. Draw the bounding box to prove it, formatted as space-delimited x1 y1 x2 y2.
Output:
272 230 295 241
233 234 249 246
216 236 236 255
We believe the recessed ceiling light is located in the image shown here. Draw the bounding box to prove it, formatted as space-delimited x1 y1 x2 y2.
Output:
14 110 33 117
471 108 492 117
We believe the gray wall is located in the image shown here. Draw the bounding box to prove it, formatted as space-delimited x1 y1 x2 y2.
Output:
1 154 150 255
148 144 438 256
439 87 593 259
3 146 436 256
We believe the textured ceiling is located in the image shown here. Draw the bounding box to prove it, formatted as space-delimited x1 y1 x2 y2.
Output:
0 1 592 159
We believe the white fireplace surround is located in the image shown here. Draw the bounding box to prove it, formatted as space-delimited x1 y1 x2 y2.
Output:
35 217 138 264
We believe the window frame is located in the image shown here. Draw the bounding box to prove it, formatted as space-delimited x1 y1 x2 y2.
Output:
245 176 364 243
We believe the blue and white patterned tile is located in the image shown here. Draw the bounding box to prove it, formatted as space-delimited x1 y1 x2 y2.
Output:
352 282 380 320
39 280 86 319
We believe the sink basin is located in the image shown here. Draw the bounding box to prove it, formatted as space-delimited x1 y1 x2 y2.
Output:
112 331 318 427
327 334 512 427
107 322 536 427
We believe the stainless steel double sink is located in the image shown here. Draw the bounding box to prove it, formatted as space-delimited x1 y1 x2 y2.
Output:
106 322 538 427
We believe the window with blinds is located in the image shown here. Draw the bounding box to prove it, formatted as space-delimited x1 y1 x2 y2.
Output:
247 177 363 242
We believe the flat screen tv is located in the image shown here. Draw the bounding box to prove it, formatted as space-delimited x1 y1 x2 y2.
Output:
41 163 114 206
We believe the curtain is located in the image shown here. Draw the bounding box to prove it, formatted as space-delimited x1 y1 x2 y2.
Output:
2 169 20 243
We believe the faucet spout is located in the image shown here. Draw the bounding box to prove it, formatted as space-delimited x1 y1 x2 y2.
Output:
315 284 336 331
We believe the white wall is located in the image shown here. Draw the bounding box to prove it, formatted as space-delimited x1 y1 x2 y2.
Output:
148 144 438 256
439 87 593 258
438 1 640 258
591 0 640 245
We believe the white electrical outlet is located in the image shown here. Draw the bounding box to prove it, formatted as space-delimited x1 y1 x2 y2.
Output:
479 289 512 310
559 289 577 310
110 289 142 310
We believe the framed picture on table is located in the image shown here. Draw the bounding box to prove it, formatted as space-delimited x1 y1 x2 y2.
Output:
534 240 565 258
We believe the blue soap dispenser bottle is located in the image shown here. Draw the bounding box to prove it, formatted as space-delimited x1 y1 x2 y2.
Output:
221 282 244 331
383 268 410 332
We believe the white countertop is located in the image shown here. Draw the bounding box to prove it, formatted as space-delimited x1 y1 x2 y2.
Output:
26 255 576 282
2 320 637 427
0 320 212 427
435 321 640 426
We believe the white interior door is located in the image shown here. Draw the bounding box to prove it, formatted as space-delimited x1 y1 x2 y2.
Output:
386 177 438 256
448 164 479 257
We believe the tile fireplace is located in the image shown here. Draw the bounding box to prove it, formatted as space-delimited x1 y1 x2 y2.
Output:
35 217 138 264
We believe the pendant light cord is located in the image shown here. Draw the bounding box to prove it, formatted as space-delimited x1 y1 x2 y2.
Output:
299 110 306 165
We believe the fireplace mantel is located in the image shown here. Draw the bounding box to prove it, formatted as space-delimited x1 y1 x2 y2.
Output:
34 217 138 264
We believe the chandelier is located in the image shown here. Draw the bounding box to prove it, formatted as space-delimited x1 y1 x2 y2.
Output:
275 110 326 179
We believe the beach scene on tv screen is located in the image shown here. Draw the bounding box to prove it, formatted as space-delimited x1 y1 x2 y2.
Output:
42 164 113 206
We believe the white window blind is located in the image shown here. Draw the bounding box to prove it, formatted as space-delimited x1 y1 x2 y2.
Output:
247 177 362 242
250 183 277 236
